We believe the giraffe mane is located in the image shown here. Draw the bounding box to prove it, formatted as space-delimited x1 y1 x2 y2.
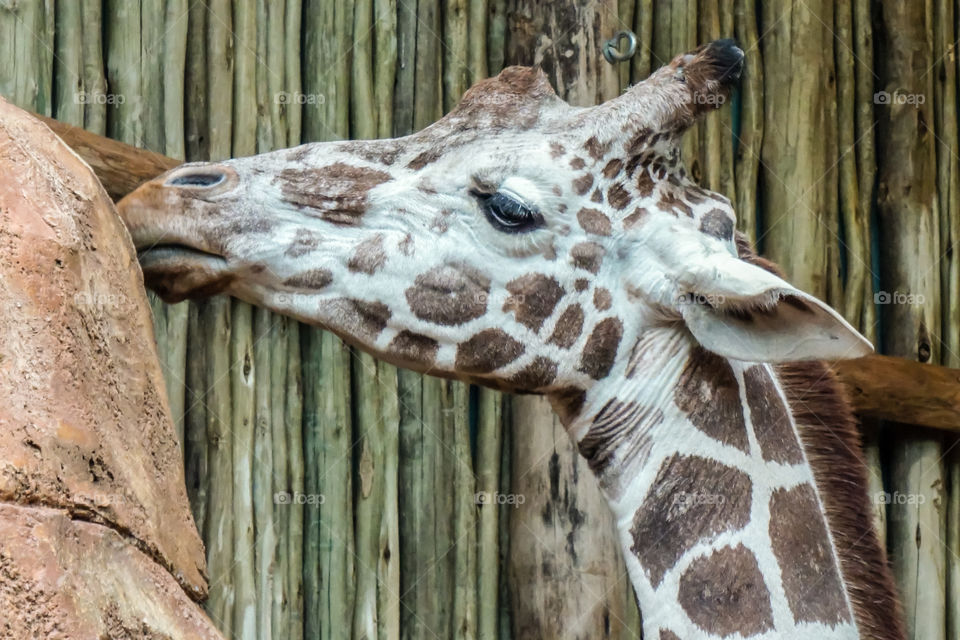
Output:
736 232 906 640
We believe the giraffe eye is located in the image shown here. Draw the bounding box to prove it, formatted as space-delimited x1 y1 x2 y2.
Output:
473 190 544 233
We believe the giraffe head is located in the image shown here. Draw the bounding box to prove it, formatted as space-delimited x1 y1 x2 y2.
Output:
118 39 869 412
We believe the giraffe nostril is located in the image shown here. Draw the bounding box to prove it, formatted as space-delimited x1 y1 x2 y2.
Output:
166 172 226 188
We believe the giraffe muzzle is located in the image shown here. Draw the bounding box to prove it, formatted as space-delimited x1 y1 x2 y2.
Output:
118 163 239 302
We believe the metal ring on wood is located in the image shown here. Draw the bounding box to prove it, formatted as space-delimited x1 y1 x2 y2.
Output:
603 30 637 63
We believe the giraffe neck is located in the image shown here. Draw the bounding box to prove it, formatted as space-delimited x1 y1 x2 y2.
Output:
560 327 859 639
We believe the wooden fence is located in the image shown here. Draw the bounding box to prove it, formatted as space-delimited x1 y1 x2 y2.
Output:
1 1 958 639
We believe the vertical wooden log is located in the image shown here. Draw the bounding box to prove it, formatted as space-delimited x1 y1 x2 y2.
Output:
353 0 377 140
759 0 839 301
374 0 397 139
630 0 653 83
352 353 399 640
876 2 946 639
54 0 83 126
487 0 507 74
253 306 277 640
80 0 108 135
203 296 236 637
467 0 489 84
413 0 442 131
443 0 469 113
230 300 258 639
934 0 960 368
185 301 209 535
451 380 476 640
475 388 502 640
285 322 306 640
0 0 54 114
229 5 259 636
835 0 872 338
184 0 209 161
393 0 417 137
504 3 642 638
284 0 303 146
164 0 188 160
732 0 762 240
207 0 234 159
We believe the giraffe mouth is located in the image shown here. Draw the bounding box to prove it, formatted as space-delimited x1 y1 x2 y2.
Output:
136 243 233 302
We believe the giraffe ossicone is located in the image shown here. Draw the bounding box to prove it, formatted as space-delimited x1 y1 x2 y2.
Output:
118 39 904 640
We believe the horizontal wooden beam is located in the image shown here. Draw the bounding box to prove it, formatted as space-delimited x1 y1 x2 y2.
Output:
33 112 960 433
37 115 178 201
831 354 960 433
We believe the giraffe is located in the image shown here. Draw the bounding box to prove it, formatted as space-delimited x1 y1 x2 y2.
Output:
116 40 905 639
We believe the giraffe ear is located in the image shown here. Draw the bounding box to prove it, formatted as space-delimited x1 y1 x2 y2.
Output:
677 257 873 362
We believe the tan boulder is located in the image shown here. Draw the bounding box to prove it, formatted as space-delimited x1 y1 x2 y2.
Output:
0 93 217 634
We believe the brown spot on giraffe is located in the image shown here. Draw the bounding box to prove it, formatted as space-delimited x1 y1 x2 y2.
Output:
570 242 606 274
276 162 392 225
593 287 612 311
285 228 323 257
334 140 401 166
329 298 391 341
607 183 631 210
623 207 649 229
658 631 681 640
625 127 652 155
573 278 589 292
590 188 604 204
503 273 565 332
578 400 660 479
455 328 524 373
699 208 734 241
405 264 490 326
569 157 586 170
578 317 622 379
282 268 334 290
677 544 775 636
674 347 750 451
630 454 752 587
577 208 612 236
387 330 439 365
584 135 609 160
572 173 594 196
509 356 558 391
347 233 387 275
602 158 623 179
636 168 655 197
407 148 442 170
658 190 692 217
547 304 584 349
769 484 852 626
743 365 805 464
549 141 565 158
